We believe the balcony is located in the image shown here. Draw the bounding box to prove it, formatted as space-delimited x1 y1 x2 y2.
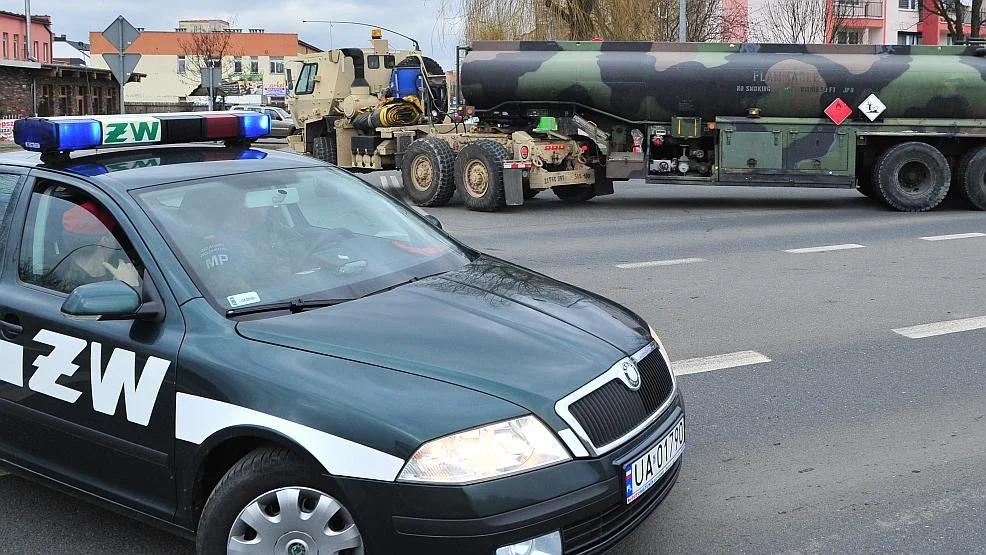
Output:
834 1 885 18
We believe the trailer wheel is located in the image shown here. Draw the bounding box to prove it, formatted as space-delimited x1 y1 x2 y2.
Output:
455 140 508 212
956 145 986 210
312 135 337 165
401 137 456 206
873 142 950 212
552 184 596 203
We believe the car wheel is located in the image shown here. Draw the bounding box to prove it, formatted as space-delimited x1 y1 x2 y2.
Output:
552 184 596 203
312 135 337 165
401 136 456 206
455 140 508 212
956 145 986 210
196 446 365 555
873 141 950 212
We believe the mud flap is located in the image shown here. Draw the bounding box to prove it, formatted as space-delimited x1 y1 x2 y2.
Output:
502 164 525 206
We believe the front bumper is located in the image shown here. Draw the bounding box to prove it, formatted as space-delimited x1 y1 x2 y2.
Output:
335 392 684 554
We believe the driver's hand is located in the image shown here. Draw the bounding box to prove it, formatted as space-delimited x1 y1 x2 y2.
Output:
103 260 141 289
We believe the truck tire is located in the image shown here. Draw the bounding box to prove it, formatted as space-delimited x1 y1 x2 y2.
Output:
312 135 337 165
455 140 508 212
956 145 986 210
552 184 596 203
196 446 366 555
872 142 950 212
401 137 456 206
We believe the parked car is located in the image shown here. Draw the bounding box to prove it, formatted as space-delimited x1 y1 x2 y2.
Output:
230 105 296 138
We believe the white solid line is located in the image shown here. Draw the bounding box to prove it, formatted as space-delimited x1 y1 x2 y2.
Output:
919 232 986 242
616 258 706 269
672 351 772 376
783 244 865 254
892 316 986 339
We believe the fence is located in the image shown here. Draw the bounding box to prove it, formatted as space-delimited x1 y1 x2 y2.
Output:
123 102 210 114
834 1 884 18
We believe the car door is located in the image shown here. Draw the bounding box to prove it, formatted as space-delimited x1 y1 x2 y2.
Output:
264 108 289 137
0 171 182 520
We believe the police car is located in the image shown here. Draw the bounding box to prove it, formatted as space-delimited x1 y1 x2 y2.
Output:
0 112 684 555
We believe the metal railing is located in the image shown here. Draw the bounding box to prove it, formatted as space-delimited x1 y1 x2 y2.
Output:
833 1 884 18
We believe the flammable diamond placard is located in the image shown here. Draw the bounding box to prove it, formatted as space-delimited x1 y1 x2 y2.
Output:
858 94 887 122
824 98 853 126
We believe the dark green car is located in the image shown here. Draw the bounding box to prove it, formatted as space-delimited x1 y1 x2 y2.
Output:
0 113 684 555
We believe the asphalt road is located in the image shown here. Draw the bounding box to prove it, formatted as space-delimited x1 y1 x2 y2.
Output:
3 181 985 553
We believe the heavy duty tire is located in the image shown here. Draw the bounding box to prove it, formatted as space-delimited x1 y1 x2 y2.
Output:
311 135 337 165
455 140 509 212
401 137 456 206
956 145 986 210
872 141 950 212
196 446 365 555
552 184 596 203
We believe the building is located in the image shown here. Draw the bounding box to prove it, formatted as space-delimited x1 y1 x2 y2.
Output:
52 34 91 66
0 10 129 132
89 19 321 107
729 0 974 45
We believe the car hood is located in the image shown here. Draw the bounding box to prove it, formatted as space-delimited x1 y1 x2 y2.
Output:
236 256 652 424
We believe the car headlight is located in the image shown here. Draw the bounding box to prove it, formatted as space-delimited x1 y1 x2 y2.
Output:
397 415 571 484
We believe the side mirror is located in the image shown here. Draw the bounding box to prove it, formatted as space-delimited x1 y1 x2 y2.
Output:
61 281 142 320
424 214 443 230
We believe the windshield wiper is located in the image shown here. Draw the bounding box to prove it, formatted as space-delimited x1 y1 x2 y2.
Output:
226 298 355 317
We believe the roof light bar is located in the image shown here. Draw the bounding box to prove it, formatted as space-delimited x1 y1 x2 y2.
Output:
13 111 272 156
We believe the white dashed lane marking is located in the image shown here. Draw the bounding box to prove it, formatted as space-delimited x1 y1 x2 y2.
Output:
616 258 706 269
672 351 772 376
892 316 986 339
919 232 986 242
783 244 865 254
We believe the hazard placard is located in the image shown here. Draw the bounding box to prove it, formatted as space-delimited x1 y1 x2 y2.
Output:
858 94 886 122
824 98 853 126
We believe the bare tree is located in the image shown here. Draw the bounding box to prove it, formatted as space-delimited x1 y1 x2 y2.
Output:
177 23 241 108
748 0 856 43
922 0 984 43
435 0 744 43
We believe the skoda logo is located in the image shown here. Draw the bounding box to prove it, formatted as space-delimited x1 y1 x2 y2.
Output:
287 540 308 555
622 361 641 390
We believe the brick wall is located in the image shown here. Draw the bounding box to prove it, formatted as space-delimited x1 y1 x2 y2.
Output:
0 65 120 117
0 67 33 118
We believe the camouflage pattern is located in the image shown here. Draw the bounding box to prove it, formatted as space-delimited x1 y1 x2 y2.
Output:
460 42 986 123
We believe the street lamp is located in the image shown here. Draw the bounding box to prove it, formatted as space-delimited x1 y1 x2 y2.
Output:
301 20 421 51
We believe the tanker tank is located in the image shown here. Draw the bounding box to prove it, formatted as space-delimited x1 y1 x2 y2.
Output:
459 41 986 122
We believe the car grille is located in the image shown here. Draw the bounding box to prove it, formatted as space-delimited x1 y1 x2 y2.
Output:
567 348 675 449
562 458 681 554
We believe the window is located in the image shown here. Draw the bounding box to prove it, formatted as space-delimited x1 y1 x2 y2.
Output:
286 67 293 91
107 87 118 114
294 63 318 95
234 56 242 73
0 173 21 230
898 0 919 9
13 35 18 59
19 184 144 294
367 55 380 69
33 41 38 59
39 84 54 116
94 87 103 115
177 56 186 74
269 56 284 74
2 33 7 59
898 31 922 45
250 56 259 74
43 42 48 62
384 55 395 69
836 31 863 44
59 85 71 115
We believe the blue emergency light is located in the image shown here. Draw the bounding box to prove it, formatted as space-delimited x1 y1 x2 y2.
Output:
13 111 271 156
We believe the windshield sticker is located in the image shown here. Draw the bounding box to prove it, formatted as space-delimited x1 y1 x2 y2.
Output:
227 291 261 308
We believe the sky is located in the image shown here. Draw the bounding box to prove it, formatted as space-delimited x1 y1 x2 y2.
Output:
20 0 466 68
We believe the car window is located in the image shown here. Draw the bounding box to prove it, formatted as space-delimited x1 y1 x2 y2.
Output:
0 172 20 228
264 109 280 120
135 167 472 313
367 55 380 70
384 55 395 68
295 63 317 95
19 181 144 295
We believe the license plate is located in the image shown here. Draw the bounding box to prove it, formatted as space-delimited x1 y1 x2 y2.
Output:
625 417 685 504
541 169 594 186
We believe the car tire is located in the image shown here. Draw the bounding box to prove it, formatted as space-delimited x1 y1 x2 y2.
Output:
455 140 509 212
312 135 337 165
552 184 596 203
196 446 365 555
872 141 950 212
401 136 456 206
956 145 986 210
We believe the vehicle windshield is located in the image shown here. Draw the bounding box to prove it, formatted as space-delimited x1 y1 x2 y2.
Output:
135 166 472 314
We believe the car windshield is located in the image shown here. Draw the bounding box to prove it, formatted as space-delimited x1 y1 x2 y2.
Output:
134 166 473 314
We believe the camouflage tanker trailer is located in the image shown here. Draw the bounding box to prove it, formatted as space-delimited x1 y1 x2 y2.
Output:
460 40 986 212
290 34 986 212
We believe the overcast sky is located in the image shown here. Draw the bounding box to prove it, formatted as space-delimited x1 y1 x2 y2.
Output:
24 0 465 68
